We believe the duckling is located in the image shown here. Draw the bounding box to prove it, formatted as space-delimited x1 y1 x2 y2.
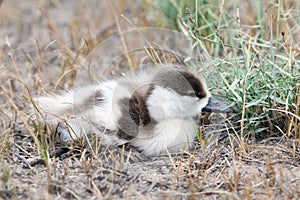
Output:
33 65 230 156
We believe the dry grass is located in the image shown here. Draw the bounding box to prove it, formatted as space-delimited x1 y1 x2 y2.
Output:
0 0 299 199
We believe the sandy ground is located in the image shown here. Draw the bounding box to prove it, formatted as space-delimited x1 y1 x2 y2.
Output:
0 1 299 199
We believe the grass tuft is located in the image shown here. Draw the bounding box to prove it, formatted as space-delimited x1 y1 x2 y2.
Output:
157 0 300 138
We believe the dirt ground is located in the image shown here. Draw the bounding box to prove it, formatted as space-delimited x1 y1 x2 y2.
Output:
0 1 299 199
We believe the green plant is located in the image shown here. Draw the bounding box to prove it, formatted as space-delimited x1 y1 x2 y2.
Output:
155 0 300 138
1 161 11 190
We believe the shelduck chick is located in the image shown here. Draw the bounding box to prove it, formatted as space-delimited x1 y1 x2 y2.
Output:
33 65 230 157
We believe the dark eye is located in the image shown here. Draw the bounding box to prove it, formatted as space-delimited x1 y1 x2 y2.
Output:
187 92 196 97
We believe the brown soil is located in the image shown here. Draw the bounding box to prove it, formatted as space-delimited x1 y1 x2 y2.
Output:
0 1 299 199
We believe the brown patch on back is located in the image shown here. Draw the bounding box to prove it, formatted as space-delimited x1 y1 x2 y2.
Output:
61 88 105 117
116 85 155 141
128 94 151 126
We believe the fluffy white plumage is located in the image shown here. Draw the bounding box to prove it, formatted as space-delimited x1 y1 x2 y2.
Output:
33 65 227 156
